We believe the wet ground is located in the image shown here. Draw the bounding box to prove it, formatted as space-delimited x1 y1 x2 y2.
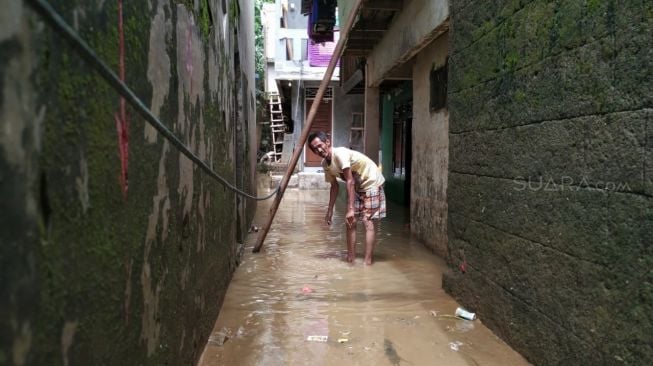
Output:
198 185 530 366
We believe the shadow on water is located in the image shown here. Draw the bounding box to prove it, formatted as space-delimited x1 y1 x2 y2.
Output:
198 182 530 366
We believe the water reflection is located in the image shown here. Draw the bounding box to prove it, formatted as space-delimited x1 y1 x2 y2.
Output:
198 187 529 366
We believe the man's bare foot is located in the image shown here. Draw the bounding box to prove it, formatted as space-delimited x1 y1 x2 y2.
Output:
364 257 373 265
346 254 355 263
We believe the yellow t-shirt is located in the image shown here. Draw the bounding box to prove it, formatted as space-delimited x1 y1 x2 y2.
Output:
322 147 385 191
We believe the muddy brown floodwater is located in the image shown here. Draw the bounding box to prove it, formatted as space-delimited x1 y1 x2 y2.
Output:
198 185 530 366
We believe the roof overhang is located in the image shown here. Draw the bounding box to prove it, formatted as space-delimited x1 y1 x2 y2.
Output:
339 0 403 93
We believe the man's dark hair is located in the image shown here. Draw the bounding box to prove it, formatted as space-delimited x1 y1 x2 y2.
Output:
308 131 329 145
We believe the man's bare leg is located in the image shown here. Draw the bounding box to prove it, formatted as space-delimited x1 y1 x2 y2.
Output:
346 222 356 263
363 218 376 265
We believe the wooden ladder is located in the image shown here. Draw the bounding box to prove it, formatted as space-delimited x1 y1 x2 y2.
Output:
268 92 285 162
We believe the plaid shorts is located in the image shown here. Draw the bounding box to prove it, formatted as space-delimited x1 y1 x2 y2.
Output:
354 186 386 220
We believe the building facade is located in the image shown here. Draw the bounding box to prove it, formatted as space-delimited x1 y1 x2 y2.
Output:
262 0 363 171
336 0 652 364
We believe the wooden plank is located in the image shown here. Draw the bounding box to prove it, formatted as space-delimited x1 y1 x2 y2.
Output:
347 41 375 48
343 49 371 57
352 20 390 32
363 0 402 11
349 30 384 40
342 69 364 94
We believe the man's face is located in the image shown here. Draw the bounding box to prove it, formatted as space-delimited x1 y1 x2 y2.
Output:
309 137 331 160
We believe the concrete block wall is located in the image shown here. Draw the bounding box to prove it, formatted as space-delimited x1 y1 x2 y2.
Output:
411 34 449 258
444 0 652 364
0 0 255 365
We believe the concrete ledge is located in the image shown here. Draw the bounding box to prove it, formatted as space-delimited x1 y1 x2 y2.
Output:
298 172 330 190
270 174 298 188
269 173 331 190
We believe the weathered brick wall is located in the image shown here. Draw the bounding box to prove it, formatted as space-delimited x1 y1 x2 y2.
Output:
444 1 652 364
1 0 255 365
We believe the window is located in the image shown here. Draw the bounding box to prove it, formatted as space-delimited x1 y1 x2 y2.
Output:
285 38 292 60
301 39 308 61
430 58 448 112
305 87 333 100
349 113 364 152
287 38 309 61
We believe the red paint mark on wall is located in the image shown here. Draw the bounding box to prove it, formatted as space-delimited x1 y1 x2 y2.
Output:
115 0 129 198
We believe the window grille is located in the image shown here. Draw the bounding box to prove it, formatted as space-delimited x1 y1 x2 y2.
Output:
305 87 333 100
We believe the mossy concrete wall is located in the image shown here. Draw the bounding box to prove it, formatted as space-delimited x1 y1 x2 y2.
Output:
1 0 256 365
444 0 652 364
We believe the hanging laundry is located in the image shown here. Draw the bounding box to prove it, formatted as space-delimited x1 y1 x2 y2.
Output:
301 0 312 15
307 0 336 43
308 31 340 67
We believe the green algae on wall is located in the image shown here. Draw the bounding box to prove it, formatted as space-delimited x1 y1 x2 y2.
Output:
2 0 256 365
199 0 214 40
445 0 653 364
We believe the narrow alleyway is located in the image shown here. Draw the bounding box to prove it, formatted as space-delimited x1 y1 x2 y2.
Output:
198 180 530 366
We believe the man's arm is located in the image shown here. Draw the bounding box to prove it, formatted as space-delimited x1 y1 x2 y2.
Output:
326 180 339 225
342 168 356 228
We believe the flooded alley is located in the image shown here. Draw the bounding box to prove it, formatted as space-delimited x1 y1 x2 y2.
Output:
3 0 650 364
198 185 529 366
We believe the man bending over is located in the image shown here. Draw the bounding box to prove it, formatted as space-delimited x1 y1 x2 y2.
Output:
307 131 386 265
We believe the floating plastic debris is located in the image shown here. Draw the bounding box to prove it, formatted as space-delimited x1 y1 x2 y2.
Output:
449 341 464 351
208 327 231 346
306 335 328 342
455 307 477 320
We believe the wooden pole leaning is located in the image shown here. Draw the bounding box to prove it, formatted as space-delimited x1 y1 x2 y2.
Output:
252 0 365 253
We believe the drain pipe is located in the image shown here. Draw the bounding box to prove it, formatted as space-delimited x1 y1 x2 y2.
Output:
253 0 365 253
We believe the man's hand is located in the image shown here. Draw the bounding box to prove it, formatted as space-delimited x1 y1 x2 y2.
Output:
345 208 355 229
325 209 333 225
